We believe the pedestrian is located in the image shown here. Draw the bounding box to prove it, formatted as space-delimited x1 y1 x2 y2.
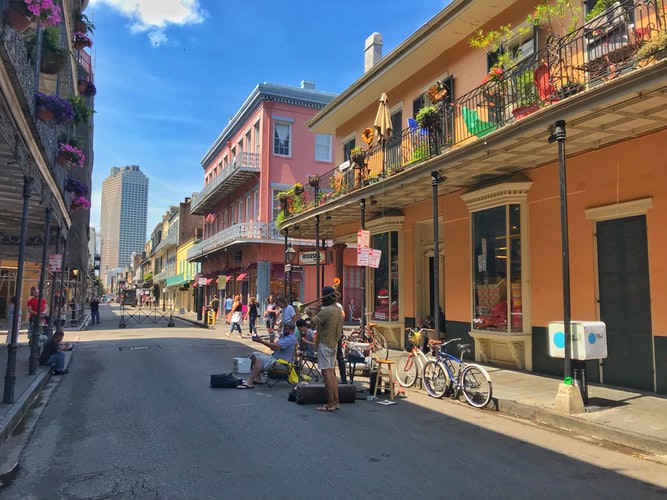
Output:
274 294 297 339
89 296 100 324
224 295 233 324
245 296 259 337
308 286 343 411
227 294 243 337
27 289 48 334
5 296 21 345
263 295 277 341
347 298 356 323
210 294 220 323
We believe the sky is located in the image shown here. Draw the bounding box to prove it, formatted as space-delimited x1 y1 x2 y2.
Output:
87 0 449 238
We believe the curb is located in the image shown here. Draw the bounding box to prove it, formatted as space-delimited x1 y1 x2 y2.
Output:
497 398 667 457
174 316 209 329
0 368 50 447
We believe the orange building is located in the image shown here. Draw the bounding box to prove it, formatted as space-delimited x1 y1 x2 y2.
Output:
282 0 667 393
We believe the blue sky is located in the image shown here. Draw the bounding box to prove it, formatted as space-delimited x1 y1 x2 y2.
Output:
87 0 448 237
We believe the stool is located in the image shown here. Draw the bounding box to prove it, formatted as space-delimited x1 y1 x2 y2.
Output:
372 359 395 400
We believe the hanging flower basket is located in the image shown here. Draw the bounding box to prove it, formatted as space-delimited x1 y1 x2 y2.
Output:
24 0 61 27
307 175 320 188
293 183 304 195
34 92 74 124
4 2 33 32
40 50 66 74
73 31 92 51
64 177 88 197
70 194 91 211
57 143 85 168
77 79 97 97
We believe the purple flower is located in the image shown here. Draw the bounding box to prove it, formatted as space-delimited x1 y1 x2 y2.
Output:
35 92 74 124
73 32 93 48
24 0 61 27
65 177 88 197
58 143 85 168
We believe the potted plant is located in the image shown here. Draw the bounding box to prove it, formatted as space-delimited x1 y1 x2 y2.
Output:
28 27 69 74
307 174 320 188
34 91 74 124
636 29 667 62
77 79 97 97
350 146 366 167
74 11 95 33
70 194 91 211
68 96 93 124
73 31 93 50
415 105 440 129
556 80 584 98
64 176 88 197
24 0 61 26
512 68 540 119
57 143 85 168
292 182 304 195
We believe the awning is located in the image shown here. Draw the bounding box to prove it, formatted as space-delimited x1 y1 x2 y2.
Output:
165 273 189 287
236 273 248 281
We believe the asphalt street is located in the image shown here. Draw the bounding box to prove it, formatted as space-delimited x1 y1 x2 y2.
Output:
2 316 666 499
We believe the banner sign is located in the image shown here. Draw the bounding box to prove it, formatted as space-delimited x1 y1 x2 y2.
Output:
368 249 382 268
217 275 226 289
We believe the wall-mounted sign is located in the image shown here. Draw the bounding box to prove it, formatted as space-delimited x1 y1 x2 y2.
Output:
298 250 327 265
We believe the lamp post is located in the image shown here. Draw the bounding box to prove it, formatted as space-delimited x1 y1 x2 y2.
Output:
308 175 321 298
163 288 166 312
285 245 297 304
431 171 447 335
71 269 79 325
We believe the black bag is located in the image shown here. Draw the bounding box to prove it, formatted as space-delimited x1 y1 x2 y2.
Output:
210 373 243 388
295 383 357 404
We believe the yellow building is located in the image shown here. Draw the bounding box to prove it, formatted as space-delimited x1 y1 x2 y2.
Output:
283 0 667 394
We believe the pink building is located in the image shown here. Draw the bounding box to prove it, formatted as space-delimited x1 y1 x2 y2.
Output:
187 81 338 308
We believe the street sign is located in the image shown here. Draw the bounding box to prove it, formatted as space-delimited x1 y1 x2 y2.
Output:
291 265 304 272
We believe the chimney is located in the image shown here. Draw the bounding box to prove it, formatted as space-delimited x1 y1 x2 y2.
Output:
301 80 316 90
364 32 383 72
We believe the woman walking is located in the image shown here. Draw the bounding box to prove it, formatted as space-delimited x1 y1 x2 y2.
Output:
227 294 243 337
263 295 277 342
245 296 259 337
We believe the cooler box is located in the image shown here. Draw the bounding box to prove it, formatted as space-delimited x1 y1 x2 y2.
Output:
548 321 607 360
233 357 252 374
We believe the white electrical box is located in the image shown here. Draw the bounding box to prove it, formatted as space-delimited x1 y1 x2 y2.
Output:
233 357 252 374
548 321 607 360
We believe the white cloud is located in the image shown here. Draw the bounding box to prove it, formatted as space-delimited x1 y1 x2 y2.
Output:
88 0 206 46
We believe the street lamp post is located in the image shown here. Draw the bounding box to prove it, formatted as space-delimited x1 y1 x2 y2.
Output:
163 288 166 312
285 245 297 304
308 175 321 298
71 269 79 325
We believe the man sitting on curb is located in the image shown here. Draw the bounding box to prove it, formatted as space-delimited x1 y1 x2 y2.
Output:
38 330 73 375
237 323 297 389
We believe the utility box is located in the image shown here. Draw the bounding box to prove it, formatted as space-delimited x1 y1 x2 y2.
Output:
548 321 607 360
234 357 252 374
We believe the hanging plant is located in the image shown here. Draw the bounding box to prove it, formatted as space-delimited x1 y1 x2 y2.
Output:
70 194 91 211
67 96 93 124
73 31 93 50
24 0 62 27
57 143 85 168
77 79 97 97
64 176 88 197
35 91 74 124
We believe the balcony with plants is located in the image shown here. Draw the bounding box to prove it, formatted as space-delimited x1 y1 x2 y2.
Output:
274 0 667 228
186 220 281 261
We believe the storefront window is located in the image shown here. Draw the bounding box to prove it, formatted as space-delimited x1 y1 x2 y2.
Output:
371 231 399 321
472 204 522 332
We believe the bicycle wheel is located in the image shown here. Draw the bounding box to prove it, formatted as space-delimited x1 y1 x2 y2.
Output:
346 332 361 344
423 360 449 398
460 364 493 408
395 353 417 387
372 332 389 360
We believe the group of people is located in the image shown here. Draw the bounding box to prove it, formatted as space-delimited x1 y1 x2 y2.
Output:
235 287 346 412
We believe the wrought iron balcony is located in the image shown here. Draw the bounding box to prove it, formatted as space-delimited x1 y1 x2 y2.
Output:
290 0 666 220
190 152 261 215
186 221 281 261
153 229 178 254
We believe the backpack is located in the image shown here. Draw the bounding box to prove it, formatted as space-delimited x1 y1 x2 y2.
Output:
210 373 243 388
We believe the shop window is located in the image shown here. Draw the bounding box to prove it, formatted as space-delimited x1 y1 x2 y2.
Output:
371 231 399 322
462 181 531 333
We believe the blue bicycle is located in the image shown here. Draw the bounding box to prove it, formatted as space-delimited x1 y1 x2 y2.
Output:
422 338 493 408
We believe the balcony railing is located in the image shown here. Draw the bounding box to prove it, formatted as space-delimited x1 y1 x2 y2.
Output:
190 152 261 214
186 221 281 261
153 230 178 254
298 0 666 214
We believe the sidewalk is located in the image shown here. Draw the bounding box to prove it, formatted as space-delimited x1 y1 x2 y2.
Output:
2 309 667 465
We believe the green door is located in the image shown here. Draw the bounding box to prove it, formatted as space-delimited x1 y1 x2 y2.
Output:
596 215 654 391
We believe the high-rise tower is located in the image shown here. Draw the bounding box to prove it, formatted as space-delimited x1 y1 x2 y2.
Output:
100 166 149 287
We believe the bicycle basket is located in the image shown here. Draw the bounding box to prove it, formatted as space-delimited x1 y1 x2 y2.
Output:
408 331 421 346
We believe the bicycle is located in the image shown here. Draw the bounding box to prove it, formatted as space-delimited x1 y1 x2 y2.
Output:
395 327 436 388
346 312 388 360
422 338 493 408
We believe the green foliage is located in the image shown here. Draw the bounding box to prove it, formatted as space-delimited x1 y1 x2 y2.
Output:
585 0 618 21
67 96 93 125
530 0 581 34
635 29 667 60
514 68 539 106
469 23 532 71
415 105 440 128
